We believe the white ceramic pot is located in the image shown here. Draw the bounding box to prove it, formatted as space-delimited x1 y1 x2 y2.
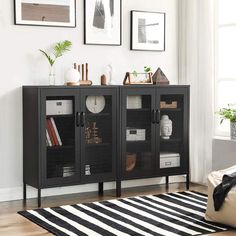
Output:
230 122 236 140
160 115 172 139
65 68 81 83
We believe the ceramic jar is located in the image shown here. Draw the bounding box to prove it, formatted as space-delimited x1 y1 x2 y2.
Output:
65 68 80 85
160 115 172 139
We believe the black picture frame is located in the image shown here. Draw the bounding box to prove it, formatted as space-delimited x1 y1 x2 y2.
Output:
84 0 122 46
131 10 165 51
14 0 76 28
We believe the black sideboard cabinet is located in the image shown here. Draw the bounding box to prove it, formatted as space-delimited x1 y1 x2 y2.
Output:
23 85 189 206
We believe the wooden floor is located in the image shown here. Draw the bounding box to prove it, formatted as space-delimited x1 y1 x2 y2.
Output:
0 183 235 236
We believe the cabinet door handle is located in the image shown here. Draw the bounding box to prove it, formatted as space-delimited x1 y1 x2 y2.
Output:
151 109 156 124
156 109 160 124
76 112 80 127
80 112 85 127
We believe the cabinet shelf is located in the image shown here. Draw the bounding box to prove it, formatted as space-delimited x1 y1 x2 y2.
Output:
127 108 150 112
85 142 111 147
86 113 111 117
160 108 182 112
160 138 182 143
46 114 74 118
126 140 150 145
47 145 74 150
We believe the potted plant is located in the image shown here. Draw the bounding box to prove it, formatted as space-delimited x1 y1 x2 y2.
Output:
39 40 72 85
217 104 236 140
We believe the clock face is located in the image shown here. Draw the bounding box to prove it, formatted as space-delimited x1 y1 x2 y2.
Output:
86 96 106 113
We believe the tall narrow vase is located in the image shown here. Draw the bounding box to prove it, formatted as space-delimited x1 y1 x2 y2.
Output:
230 122 236 140
49 65 55 85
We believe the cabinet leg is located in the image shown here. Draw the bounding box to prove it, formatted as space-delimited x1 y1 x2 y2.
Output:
23 182 26 202
186 173 190 190
98 182 104 196
165 176 169 189
116 180 121 197
38 188 41 208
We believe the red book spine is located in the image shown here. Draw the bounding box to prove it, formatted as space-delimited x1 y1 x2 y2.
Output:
47 119 59 146
46 119 55 146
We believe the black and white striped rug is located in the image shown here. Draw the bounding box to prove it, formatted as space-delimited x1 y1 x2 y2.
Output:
18 191 229 236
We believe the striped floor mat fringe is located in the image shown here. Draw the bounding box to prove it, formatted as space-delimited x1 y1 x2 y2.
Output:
18 191 229 236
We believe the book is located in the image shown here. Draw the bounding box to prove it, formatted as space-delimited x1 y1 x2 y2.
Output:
47 119 59 146
46 128 52 146
46 119 56 146
46 135 48 146
50 117 62 146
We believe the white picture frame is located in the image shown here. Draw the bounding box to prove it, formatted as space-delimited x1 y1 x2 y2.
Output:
14 0 76 27
131 11 165 51
84 0 122 46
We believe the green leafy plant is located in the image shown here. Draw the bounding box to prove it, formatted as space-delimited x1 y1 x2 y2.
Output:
217 104 236 123
132 66 152 77
39 40 72 66
144 66 151 73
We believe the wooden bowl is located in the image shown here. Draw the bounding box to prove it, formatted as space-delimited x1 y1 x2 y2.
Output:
126 153 137 172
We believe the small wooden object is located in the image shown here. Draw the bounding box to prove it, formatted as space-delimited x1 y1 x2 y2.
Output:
126 153 137 171
160 101 178 109
79 63 92 86
123 72 153 85
66 81 80 86
152 67 169 85
101 74 107 85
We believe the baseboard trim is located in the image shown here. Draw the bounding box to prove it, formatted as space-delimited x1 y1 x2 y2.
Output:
0 175 186 202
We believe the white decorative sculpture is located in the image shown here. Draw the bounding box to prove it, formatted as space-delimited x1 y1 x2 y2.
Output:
160 115 172 139
106 64 115 85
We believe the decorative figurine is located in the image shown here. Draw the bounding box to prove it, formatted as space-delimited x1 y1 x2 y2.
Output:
152 67 169 85
160 115 172 139
79 63 92 86
86 122 102 144
101 74 107 85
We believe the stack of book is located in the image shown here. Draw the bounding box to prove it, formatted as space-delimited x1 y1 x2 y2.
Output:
46 118 62 147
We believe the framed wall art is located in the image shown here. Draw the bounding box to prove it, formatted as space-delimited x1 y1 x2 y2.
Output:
14 0 76 27
84 0 122 46
131 11 165 51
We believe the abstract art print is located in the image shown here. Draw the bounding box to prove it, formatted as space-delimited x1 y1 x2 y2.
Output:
84 0 122 45
14 0 76 27
131 11 165 51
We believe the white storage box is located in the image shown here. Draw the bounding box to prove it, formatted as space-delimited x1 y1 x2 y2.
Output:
160 152 180 168
46 100 73 115
127 96 142 109
126 128 146 141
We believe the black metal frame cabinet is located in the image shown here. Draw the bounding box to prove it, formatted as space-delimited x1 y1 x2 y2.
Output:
119 85 190 194
23 85 189 206
23 86 119 206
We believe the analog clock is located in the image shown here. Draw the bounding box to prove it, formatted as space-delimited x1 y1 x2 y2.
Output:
86 96 106 113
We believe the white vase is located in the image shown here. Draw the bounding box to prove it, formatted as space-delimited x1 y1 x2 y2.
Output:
160 115 172 139
49 65 55 85
230 122 236 140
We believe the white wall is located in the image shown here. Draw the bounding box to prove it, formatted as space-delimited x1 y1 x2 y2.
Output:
212 137 236 171
0 0 179 201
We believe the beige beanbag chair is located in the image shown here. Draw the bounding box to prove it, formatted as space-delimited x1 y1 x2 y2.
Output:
205 165 236 227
